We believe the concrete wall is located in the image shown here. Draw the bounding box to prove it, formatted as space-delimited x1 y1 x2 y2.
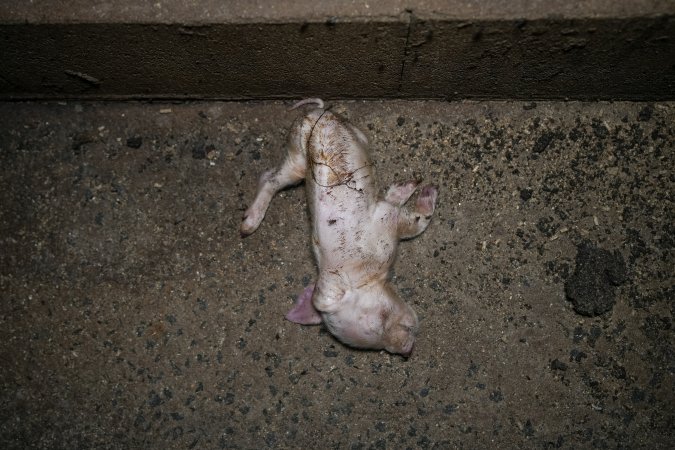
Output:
1 1 674 100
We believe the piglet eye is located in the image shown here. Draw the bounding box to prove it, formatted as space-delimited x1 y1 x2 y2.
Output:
400 324 415 334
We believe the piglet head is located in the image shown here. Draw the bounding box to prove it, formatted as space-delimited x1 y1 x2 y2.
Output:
322 283 419 357
380 285 419 356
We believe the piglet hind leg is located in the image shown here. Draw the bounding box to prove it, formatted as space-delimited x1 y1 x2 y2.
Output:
285 284 322 325
397 185 438 240
240 151 306 237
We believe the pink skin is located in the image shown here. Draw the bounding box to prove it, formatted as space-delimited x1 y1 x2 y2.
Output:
285 284 321 325
240 99 438 356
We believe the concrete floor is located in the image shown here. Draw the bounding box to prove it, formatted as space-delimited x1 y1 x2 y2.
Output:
0 100 673 448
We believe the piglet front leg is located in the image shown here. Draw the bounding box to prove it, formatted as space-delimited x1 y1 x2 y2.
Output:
384 181 438 240
397 185 438 239
385 179 420 206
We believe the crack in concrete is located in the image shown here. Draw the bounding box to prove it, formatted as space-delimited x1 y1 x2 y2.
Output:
397 9 415 94
64 70 101 87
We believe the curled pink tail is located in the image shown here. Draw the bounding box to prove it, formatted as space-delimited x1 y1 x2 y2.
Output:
288 98 325 111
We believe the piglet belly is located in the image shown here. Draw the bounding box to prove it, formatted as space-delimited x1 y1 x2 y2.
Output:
310 183 371 267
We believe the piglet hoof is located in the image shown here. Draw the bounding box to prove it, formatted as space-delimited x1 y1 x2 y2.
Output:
239 221 254 238
240 208 262 237
239 214 250 238
417 185 438 216
286 283 322 325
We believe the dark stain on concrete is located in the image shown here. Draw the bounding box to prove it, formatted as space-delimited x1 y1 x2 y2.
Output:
565 241 627 316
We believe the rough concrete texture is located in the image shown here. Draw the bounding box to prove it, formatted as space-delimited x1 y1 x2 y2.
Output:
2 0 673 23
1 100 673 448
1 1 674 100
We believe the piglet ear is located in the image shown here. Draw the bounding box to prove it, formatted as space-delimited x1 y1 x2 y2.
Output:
286 284 322 325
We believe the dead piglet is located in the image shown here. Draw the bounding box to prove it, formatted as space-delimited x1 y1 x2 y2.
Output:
241 99 438 356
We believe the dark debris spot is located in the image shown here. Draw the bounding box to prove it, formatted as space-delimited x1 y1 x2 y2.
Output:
429 280 442 292
171 427 183 440
570 349 587 363
532 131 556 154
565 241 627 316
489 389 503 402
467 361 479 377
443 404 458 414
536 216 558 237
550 359 568 371
591 119 609 139
72 131 97 153
643 315 672 340
588 326 602 347
631 388 646 403
638 105 654 121
148 391 162 407
214 393 234 404
126 136 143 149
573 326 586 344
192 143 207 159
611 363 627 380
